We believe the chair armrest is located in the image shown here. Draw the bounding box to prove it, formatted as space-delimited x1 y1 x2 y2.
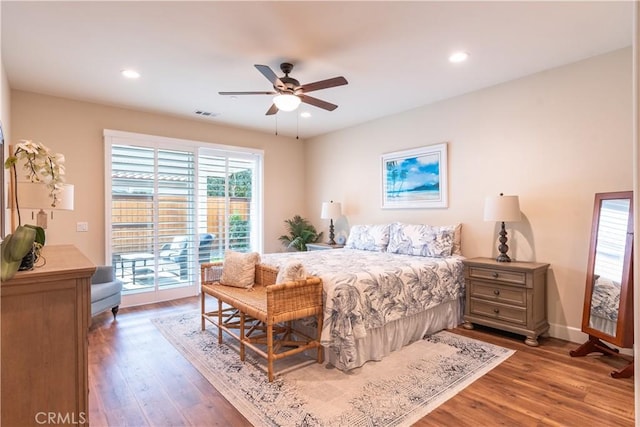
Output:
92 265 115 284
266 276 323 320
201 262 224 284
256 263 279 286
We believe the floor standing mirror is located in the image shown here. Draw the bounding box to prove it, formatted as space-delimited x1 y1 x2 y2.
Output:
570 191 634 378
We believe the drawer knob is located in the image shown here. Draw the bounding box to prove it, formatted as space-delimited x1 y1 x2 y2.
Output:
493 289 500 296
492 272 499 278
493 308 500 314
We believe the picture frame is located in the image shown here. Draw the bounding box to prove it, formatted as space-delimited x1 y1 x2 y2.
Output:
381 142 448 209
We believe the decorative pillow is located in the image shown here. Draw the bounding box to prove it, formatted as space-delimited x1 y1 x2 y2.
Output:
432 223 462 255
345 224 390 252
275 261 307 284
452 223 462 255
387 223 454 257
221 250 260 288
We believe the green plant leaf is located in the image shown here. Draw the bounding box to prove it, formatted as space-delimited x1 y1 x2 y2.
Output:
280 214 322 251
24 224 45 245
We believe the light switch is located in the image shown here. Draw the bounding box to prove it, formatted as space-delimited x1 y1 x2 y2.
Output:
76 222 89 232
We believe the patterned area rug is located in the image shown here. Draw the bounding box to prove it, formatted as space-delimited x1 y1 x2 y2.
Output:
152 312 514 427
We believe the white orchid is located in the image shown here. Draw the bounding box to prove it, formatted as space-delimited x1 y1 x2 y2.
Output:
4 139 67 208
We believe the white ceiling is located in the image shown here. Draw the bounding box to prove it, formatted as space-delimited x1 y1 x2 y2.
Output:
1 1 633 139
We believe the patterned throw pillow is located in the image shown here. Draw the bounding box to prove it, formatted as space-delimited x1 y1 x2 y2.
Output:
345 224 391 252
387 223 454 257
433 224 462 256
221 250 261 288
275 261 307 284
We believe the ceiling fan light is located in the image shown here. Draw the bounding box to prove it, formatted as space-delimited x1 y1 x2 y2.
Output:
449 51 469 63
273 94 301 112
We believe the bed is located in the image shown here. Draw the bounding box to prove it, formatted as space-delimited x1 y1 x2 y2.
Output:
261 222 466 371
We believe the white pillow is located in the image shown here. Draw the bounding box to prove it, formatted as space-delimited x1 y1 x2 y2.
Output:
387 223 454 257
221 250 260 288
275 261 307 284
345 224 390 252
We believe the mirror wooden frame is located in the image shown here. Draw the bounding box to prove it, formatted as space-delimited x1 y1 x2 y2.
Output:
570 191 634 378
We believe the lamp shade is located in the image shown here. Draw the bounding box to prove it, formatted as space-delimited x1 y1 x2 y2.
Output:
18 182 74 210
273 94 301 112
484 195 521 222
321 201 342 219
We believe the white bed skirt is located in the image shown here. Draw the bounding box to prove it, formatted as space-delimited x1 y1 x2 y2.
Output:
589 314 617 337
324 296 464 371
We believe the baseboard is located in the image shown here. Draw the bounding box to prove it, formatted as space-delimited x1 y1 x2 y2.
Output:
548 322 633 356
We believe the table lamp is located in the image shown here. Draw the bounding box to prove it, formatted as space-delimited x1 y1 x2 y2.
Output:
484 193 521 262
18 182 74 229
320 200 342 245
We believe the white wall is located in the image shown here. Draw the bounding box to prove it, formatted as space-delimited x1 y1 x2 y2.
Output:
304 48 633 342
10 91 308 263
1 61 10 238
7 48 633 342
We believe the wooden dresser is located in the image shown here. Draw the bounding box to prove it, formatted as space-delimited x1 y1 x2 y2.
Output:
462 257 550 346
1 245 95 426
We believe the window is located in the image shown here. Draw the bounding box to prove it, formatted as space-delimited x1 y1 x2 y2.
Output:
105 130 263 304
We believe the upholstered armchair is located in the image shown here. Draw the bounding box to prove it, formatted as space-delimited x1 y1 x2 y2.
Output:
91 265 123 319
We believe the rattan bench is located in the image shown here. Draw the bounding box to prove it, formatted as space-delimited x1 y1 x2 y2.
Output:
200 262 324 382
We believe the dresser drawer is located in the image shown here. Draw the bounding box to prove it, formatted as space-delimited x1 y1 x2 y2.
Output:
469 298 527 326
468 281 527 307
468 267 526 285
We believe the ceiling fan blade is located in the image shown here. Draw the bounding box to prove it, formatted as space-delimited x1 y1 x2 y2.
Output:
298 76 348 93
299 94 338 111
265 104 279 115
255 64 285 88
219 91 276 95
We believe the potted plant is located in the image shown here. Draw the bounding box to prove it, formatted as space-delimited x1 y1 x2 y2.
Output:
1 140 66 280
278 215 323 251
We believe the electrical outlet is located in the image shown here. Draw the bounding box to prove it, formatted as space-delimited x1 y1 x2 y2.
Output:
76 222 89 232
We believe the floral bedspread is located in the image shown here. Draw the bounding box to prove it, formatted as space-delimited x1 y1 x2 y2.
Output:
590 277 620 322
260 249 465 370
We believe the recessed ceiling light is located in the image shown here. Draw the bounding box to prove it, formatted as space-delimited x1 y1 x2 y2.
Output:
449 51 469 63
300 111 311 118
121 69 140 79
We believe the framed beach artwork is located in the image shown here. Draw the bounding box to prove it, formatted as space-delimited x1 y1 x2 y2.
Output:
381 142 448 209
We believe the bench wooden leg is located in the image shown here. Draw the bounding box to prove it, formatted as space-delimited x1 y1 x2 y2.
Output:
317 313 324 364
217 298 223 344
200 291 205 331
267 322 274 382
240 311 246 361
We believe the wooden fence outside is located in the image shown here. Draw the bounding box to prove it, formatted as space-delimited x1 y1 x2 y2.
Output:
112 196 250 254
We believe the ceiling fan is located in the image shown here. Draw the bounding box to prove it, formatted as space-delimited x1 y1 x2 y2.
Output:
219 63 348 115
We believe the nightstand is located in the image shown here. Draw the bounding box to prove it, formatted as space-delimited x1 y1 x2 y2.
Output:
462 257 550 346
306 243 345 251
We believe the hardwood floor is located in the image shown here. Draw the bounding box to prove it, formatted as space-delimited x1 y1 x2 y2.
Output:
88 297 635 426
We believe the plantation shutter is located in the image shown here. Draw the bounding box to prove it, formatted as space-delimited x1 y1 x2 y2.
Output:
111 145 156 257
198 150 257 254
156 148 196 277
111 144 196 286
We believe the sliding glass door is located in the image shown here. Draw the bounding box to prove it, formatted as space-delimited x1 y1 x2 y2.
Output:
110 144 197 303
105 130 263 306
